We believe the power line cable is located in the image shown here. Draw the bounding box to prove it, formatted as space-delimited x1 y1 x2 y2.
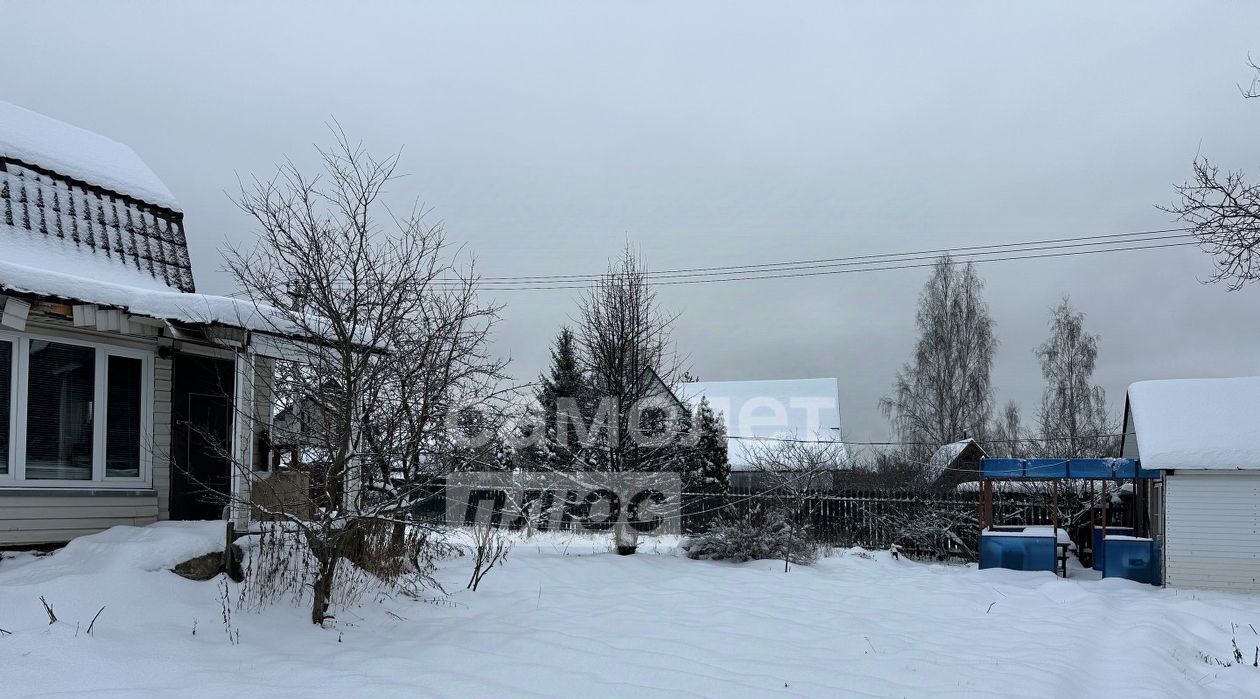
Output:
438 239 1196 291
455 227 1194 284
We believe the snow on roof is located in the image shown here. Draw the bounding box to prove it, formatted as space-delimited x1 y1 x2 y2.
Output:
0 100 179 211
680 378 846 470
930 439 978 470
1127 376 1260 470
0 257 275 331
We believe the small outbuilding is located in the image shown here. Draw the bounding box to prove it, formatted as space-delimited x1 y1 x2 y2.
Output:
1122 376 1260 593
929 438 986 491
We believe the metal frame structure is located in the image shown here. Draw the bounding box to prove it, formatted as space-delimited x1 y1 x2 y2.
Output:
979 457 1158 576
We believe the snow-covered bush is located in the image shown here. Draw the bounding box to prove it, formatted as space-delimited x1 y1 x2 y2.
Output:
681 506 817 565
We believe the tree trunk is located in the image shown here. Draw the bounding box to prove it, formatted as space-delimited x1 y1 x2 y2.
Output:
614 520 638 555
311 553 337 625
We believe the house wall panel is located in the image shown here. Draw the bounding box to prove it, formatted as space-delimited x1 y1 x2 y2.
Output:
1165 471 1260 592
0 491 159 545
153 351 173 520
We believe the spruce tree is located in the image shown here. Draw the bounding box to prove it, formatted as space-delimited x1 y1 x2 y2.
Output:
689 397 730 493
531 327 589 469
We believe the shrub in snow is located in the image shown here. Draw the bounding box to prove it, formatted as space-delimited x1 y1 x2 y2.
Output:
681 506 817 566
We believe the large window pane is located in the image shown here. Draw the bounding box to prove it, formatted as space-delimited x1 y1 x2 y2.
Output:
106 355 142 478
0 340 10 475
26 341 95 480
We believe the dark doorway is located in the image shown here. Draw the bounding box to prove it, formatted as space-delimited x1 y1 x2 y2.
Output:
171 354 234 521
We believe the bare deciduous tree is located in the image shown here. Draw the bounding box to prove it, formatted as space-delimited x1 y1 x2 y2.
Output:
881 255 996 464
1034 298 1117 458
1162 58 1260 290
223 129 505 625
466 517 511 591
574 246 684 554
988 400 1028 459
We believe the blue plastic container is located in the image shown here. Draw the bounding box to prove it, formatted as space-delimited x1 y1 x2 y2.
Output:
1068 458 1113 479
1103 537 1161 585
981 458 1024 479
979 532 1057 573
1092 526 1134 570
1025 458 1069 479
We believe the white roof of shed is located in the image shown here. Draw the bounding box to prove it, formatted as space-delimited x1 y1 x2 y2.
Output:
680 378 846 470
1127 376 1260 470
0 100 179 211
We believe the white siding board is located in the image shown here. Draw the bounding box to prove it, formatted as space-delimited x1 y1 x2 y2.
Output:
1165 472 1260 592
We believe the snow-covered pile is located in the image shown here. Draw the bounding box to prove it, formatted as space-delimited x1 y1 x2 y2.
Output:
1128 376 1260 470
3 523 1260 696
0 99 179 211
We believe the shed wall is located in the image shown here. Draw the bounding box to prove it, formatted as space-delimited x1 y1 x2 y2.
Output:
1164 471 1260 592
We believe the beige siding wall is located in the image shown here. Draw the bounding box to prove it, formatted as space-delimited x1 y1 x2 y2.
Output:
154 347 173 520
0 492 159 546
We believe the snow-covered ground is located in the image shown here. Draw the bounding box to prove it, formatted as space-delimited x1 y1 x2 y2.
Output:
2 523 1260 697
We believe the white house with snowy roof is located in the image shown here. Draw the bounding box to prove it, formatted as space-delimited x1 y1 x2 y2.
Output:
679 378 846 488
0 100 289 545
1120 376 1260 593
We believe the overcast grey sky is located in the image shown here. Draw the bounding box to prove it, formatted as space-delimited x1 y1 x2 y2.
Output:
4 1 1259 444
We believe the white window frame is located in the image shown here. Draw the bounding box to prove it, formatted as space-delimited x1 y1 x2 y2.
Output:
0 328 154 489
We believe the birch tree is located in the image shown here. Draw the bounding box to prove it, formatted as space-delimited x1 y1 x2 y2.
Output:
1033 298 1116 457
880 255 996 464
988 400 1029 459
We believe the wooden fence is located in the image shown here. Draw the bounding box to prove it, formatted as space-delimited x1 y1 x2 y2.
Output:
413 480 1133 562
682 487 1133 561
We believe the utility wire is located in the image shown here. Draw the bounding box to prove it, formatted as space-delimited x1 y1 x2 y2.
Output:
457 227 1194 284
324 226 1199 292
463 233 1194 287
423 235 1196 291
440 240 1196 291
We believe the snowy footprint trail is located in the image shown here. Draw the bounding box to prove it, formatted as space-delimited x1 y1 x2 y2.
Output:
1 525 1259 697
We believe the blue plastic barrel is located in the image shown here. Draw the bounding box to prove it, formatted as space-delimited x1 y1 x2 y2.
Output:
1102 537 1161 585
979 532 1057 573
1092 526 1134 570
